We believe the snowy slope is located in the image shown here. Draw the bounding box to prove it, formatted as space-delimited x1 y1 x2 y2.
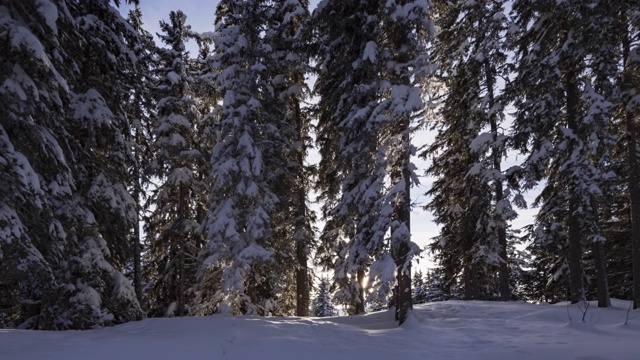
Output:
2 300 638 360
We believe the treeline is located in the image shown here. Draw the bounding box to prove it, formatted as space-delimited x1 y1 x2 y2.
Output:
1 0 639 331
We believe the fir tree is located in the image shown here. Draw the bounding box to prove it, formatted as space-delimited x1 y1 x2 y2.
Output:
198 0 308 316
0 0 144 329
145 10 205 317
508 0 617 305
125 3 157 307
313 0 434 325
412 270 428 305
262 0 315 317
423 0 517 301
313 277 337 317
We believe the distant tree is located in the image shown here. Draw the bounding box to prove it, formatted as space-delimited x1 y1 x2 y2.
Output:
412 270 428 305
313 277 337 317
424 269 448 302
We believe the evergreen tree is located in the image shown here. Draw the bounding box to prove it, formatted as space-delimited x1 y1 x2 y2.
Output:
313 0 433 325
198 0 310 316
263 0 315 317
412 270 428 305
125 3 157 308
613 1 640 310
145 10 205 317
508 0 616 305
423 0 516 301
313 0 386 316
312 277 337 317
424 268 448 302
0 0 144 329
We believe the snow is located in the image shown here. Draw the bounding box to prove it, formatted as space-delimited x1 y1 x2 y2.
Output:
35 0 58 35
2 300 638 359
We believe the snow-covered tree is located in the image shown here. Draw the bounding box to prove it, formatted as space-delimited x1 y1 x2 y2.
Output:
198 0 312 316
0 0 144 329
313 0 387 316
412 270 428 305
312 277 337 317
125 3 157 307
313 0 433 324
261 0 315 317
145 10 206 317
423 0 517 301
508 0 617 305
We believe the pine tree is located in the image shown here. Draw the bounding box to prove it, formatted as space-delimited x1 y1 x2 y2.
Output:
198 0 308 316
313 0 386 316
412 270 428 305
0 0 144 329
424 268 448 302
262 0 315 317
312 277 337 317
508 0 616 305
614 2 640 310
423 0 517 302
145 10 205 317
313 0 433 325
125 3 157 308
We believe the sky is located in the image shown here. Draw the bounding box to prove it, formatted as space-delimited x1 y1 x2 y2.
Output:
119 0 540 272
3 299 639 359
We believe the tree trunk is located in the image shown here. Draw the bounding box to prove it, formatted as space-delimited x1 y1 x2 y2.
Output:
293 66 310 317
393 128 412 324
132 177 143 307
177 184 186 316
622 34 640 310
592 240 611 307
566 68 585 304
296 239 309 316
485 59 509 301
354 268 366 315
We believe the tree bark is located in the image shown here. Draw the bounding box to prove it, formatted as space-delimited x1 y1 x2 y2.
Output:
295 238 309 316
565 67 585 304
355 268 366 315
592 240 611 307
177 184 186 316
622 34 640 309
485 59 509 301
393 125 412 324
293 67 310 317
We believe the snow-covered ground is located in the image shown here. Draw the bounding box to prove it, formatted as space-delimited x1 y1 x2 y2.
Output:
2 299 638 359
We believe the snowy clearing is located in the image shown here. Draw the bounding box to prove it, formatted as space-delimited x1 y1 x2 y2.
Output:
2 299 639 360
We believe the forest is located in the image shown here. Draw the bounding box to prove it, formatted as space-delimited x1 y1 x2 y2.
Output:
1 0 639 331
